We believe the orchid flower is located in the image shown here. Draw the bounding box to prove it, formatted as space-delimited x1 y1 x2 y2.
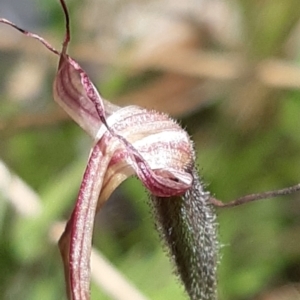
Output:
0 1 218 300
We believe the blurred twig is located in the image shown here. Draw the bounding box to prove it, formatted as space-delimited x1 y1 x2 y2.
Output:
0 160 42 216
90 249 149 300
0 108 70 134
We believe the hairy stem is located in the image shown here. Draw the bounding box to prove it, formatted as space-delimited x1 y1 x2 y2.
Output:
151 167 218 300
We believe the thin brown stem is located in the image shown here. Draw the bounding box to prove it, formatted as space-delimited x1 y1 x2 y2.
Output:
210 183 300 208
0 18 59 55
60 0 70 53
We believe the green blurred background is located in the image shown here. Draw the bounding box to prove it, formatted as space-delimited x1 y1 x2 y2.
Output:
1 0 300 299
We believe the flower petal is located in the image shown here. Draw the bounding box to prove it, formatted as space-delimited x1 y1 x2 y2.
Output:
96 106 194 197
59 143 109 300
54 34 123 138
59 126 136 300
